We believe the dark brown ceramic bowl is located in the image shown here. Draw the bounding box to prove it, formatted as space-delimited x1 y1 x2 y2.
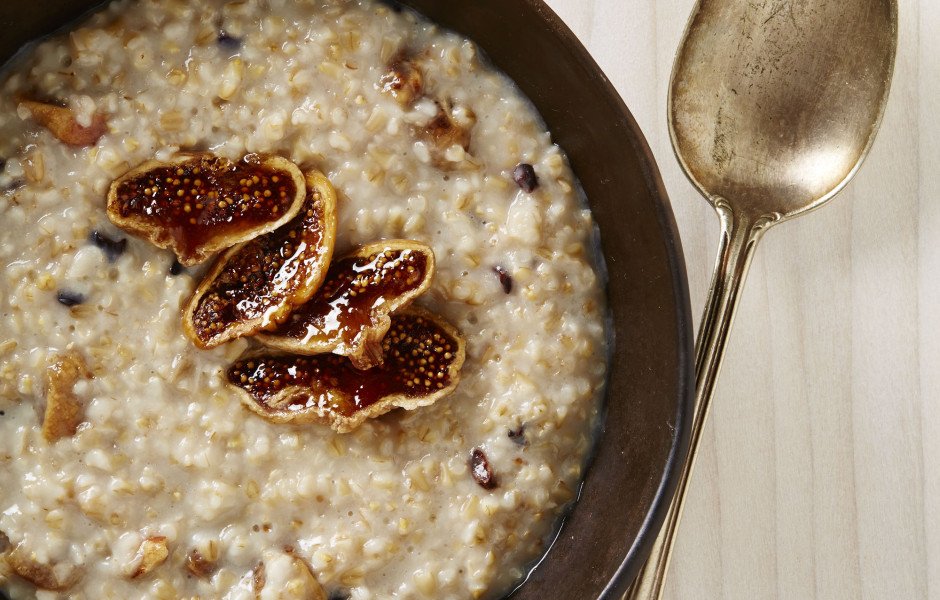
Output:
0 1 694 598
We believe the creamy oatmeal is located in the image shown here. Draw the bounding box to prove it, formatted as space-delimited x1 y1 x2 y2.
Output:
0 1 607 598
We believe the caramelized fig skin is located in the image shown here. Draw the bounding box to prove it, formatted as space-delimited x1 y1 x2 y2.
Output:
183 171 338 349
228 308 465 433
257 240 435 368
107 153 306 265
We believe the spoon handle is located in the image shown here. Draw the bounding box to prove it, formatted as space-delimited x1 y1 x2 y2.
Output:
625 201 771 600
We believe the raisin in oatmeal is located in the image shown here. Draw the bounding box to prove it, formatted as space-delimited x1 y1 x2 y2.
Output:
0 1 608 598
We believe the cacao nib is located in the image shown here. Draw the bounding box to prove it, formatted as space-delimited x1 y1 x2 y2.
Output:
512 163 539 193
469 447 498 490
508 424 527 446
56 290 85 307
169 259 185 276
90 230 127 262
493 266 512 294
217 31 242 50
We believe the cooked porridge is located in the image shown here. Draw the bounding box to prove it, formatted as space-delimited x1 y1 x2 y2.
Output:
0 0 608 598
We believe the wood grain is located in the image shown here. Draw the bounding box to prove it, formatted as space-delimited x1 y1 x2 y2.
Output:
542 0 940 598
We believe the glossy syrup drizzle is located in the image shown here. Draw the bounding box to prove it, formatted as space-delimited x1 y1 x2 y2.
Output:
190 189 329 344
274 247 429 346
229 312 459 417
114 155 297 258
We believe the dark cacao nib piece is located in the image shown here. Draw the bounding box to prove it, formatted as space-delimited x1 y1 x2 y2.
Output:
217 31 242 50
56 290 85 307
469 447 498 490
169 259 185 276
493 266 512 294
508 424 527 446
512 163 539 193
90 230 127 262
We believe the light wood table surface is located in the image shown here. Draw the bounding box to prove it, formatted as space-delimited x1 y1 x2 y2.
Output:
543 1 939 598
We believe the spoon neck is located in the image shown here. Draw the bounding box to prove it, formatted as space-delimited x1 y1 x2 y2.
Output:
695 201 768 398
625 203 770 600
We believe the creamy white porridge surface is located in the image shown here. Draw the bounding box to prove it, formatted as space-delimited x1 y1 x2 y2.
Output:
0 0 608 598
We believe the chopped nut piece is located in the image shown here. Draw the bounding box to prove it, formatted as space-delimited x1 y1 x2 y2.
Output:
254 549 327 600
6 542 82 590
107 153 306 266
252 560 266 594
229 308 465 433
419 101 473 167
469 447 498 490
257 240 434 369
185 548 217 579
41 352 90 442
19 99 108 147
379 53 423 106
129 536 169 578
183 171 337 349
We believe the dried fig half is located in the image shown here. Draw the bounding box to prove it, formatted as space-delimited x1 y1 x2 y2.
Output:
19 99 108 147
107 153 306 265
228 308 465 433
183 170 338 349
256 240 434 369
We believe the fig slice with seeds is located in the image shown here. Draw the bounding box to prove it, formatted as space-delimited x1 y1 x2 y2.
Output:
107 153 306 266
228 308 465 433
182 170 337 349
256 240 435 369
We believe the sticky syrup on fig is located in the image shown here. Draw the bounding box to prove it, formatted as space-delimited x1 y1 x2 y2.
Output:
109 154 302 265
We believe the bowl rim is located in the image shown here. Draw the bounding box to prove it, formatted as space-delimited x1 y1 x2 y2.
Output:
517 1 695 594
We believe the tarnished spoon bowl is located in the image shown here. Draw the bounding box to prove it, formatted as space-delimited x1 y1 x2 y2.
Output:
627 0 898 598
671 0 898 219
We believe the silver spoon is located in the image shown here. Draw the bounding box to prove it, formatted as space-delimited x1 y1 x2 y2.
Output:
626 1 898 598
